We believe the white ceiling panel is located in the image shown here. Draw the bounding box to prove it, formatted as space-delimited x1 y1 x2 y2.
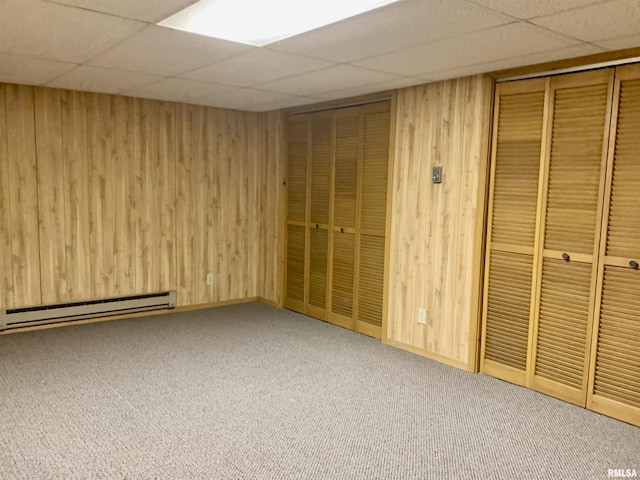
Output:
181 49 336 87
89 25 251 76
193 88 320 111
0 0 144 63
259 65 399 97
269 0 512 63
356 22 580 77
421 44 605 81
46 65 163 94
531 0 640 42
596 32 640 51
315 76 425 100
252 95 325 112
0 53 76 85
123 78 227 102
43 0 199 22
467 0 609 20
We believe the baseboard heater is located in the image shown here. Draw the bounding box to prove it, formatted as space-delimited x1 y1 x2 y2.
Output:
0 291 177 330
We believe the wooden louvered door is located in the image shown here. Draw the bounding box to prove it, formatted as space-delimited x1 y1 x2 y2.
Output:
285 101 391 339
587 64 640 427
354 102 391 338
528 70 614 406
329 107 360 329
307 112 332 318
480 78 547 386
284 114 309 311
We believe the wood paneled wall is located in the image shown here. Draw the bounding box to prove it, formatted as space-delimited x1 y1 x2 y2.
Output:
0 83 281 310
256 111 285 305
386 75 493 368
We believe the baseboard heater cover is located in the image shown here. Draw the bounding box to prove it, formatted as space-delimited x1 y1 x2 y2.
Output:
0 291 177 330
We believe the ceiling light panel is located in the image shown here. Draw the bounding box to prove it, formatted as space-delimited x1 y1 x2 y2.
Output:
158 0 400 46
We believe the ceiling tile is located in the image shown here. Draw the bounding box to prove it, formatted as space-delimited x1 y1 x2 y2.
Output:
43 0 198 22
89 25 251 76
531 0 640 42
269 0 511 63
180 49 336 87
596 32 640 51
315 76 425 100
191 88 319 111
259 65 399 97
252 95 324 112
0 53 76 85
0 0 145 63
123 78 227 102
467 0 607 19
356 22 580 77
420 44 605 81
46 65 163 94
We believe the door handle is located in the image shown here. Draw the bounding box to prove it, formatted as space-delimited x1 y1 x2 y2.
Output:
630 260 639 270
562 253 570 262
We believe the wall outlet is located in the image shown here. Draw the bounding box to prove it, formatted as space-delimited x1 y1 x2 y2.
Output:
206 274 214 286
418 308 426 325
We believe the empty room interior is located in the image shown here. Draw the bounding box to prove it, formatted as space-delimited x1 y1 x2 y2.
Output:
1 0 640 478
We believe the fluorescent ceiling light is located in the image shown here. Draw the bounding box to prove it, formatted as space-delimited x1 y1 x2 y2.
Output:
158 0 399 46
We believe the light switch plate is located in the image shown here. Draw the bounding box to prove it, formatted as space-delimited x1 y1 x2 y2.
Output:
432 166 442 183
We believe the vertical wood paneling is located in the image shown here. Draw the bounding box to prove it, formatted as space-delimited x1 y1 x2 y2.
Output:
257 111 284 305
87 93 114 299
387 76 493 366
134 99 158 294
6 85 41 307
155 101 176 294
62 90 91 301
0 85 13 308
34 87 67 304
0 81 279 315
111 95 136 297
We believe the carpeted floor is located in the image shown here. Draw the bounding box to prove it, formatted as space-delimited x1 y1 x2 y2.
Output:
0 302 638 480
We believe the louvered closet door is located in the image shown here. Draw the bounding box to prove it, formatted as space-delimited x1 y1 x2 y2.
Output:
355 102 391 338
480 79 547 386
587 64 640 427
329 108 359 328
306 112 332 318
284 115 309 311
529 70 613 405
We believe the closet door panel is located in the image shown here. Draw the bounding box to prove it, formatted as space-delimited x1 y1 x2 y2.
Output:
308 227 329 312
542 77 611 255
286 115 308 224
530 70 612 405
480 79 546 385
285 225 305 310
284 114 309 311
330 232 356 322
588 65 640 427
360 104 391 233
333 113 359 229
534 258 593 401
484 251 533 371
356 234 385 334
310 114 331 226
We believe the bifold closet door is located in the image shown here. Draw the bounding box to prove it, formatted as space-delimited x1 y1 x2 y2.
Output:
354 103 390 337
329 108 359 328
284 114 309 311
307 112 332 318
480 78 547 386
285 102 391 338
528 70 613 406
588 64 640 427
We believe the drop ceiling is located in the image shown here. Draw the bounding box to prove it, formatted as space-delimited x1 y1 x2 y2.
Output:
0 0 638 111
